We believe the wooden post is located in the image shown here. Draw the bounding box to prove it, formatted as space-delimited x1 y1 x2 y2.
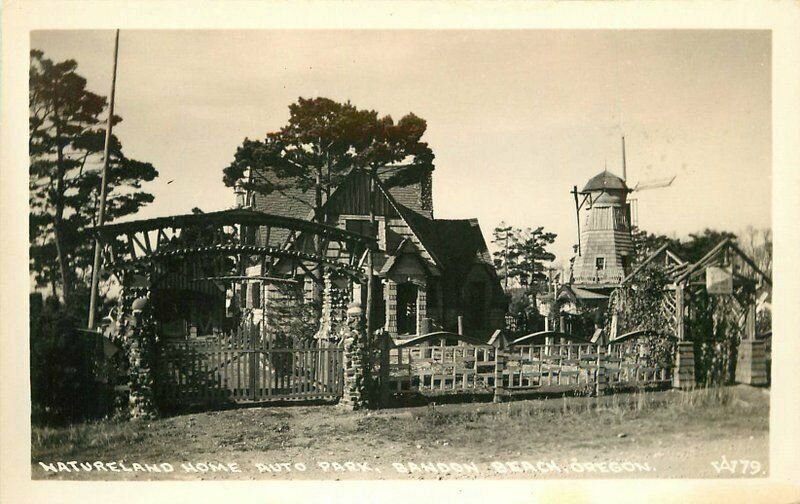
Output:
746 304 756 341
736 339 768 386
595 342 607 396
88 29 120 329
673 341 696 389
492 336 506 403
675 284 685 341
377 331 394 407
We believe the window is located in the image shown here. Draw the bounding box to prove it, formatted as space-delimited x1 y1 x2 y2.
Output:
249 282 261 309
595 257 606 271
345 219 378 239
345 219 378 253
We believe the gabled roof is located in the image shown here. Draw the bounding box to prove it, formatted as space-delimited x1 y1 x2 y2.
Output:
249 166 502 297
581 169 630 193
620 243 688 285
398 209 494 280
674 238 772 286
252 165 432 221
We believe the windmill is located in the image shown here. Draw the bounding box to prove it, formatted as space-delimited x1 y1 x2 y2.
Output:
569 136 675 291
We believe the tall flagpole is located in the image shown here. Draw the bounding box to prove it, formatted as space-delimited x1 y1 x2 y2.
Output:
88 29 120 329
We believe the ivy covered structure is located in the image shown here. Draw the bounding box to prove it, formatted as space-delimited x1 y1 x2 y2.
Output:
607 239 772 387
87 165 509 417
539 168 771 388
89 209 379 417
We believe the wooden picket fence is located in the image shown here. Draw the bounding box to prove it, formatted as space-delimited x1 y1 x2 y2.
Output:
156 326 343 406
388 342 499 394
386 335 674 397
504 343 598 392
605 341 673 388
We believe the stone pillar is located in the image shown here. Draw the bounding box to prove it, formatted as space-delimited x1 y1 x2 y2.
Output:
315 269 335 341
341 303 369 410
416 282 427 336
385 280 397 336
118 286 158 419
419 317 432 335
735 339 768 386
673 341 696 389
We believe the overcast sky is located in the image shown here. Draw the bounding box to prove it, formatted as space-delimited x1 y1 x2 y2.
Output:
31 30 771 263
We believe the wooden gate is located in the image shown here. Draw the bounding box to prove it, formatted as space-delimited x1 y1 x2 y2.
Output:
156 326 343 406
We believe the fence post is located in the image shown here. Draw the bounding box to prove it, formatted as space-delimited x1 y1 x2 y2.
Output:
595 343 607 396
735 339 768 386
491 331 507 403
376 330 395 407
673 341 696 389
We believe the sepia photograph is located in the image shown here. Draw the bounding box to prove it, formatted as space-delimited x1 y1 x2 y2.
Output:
25 27 774 480
3 2 800 503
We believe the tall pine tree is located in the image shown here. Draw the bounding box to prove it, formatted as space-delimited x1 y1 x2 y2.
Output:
29 49 158 308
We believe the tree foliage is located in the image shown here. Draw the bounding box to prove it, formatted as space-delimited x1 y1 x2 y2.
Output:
491 223 557 292
612 264 675 368
631 226 738 266
222 97 435 223
29 49 158 306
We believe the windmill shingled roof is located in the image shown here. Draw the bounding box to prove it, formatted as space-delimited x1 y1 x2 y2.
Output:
581 170 629 192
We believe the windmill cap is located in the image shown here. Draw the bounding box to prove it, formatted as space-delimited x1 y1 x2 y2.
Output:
581 169 630 192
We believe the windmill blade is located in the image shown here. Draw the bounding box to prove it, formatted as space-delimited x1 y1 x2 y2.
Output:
632 175 676 192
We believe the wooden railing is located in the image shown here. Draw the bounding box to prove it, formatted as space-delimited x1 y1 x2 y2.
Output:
384 334 674 398
388 339 498 394
504 343 598 392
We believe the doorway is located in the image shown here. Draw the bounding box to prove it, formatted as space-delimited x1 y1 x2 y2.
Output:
396 283 418 335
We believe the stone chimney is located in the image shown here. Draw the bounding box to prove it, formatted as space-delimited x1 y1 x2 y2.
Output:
420 169 433 217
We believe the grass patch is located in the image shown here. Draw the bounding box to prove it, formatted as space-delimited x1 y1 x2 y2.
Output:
32 385 768 469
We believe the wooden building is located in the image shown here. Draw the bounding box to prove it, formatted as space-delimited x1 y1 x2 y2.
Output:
238 167 508 342
571 169 634 289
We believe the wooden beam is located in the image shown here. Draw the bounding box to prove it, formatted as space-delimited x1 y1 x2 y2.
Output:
675 284 685 341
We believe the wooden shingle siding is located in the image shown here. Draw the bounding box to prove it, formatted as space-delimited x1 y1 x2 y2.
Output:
385 217 438 270
583 206 629 231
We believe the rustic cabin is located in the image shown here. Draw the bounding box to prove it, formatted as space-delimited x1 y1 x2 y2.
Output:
238 166 508 343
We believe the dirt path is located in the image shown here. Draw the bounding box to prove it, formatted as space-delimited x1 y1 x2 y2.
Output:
32 386 769 480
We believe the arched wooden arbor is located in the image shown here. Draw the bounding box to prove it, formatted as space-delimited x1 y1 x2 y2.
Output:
609 239 771 386
90 207 378 282
88 208 379 417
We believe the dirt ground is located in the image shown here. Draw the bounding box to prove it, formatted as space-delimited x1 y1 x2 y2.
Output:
31 385 769 480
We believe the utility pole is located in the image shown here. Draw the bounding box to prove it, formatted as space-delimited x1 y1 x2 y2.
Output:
88 29 120 329
621 135 627 181
572 185 582 256
503 229 509 292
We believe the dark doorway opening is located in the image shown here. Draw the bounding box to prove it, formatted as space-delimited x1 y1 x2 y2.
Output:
396 283 418 335
465 281 486 329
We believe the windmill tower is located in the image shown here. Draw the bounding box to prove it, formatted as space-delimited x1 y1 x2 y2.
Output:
569 137 674 292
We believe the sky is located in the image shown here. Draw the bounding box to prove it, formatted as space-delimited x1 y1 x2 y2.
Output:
30 30 771 264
